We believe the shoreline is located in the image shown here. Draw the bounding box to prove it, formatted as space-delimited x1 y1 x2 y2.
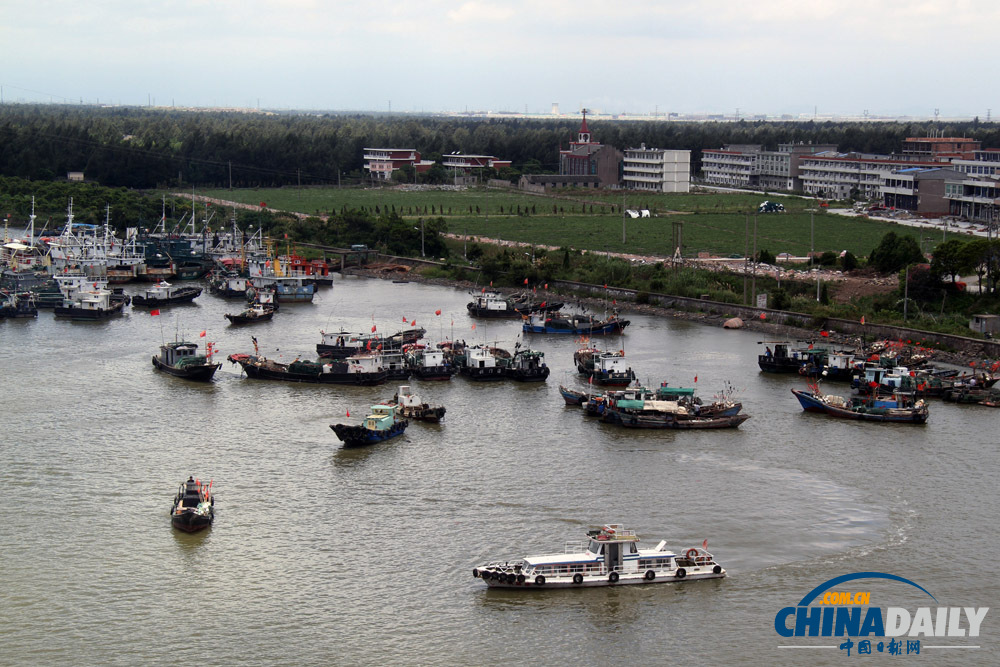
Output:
344 266 991 371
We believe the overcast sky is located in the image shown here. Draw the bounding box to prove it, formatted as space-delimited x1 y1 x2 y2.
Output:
2 1 996 119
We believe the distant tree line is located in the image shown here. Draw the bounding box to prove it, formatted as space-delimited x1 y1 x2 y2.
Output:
2 104 1000 189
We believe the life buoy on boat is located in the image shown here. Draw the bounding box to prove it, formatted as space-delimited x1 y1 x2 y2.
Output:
608 571 620 583
685 548 699 559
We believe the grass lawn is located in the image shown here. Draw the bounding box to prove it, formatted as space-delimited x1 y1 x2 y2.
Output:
192 186 946 259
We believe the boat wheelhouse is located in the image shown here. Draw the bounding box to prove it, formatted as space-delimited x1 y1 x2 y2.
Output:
574 347 635 386
152 340 221 381
474 524 725 589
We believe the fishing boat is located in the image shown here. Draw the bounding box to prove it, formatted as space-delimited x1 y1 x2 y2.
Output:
208 270 251 297
404 345 456 381
225 302 275 325
505 346 550 382
170 477 215 533
228 347 388 386
466 290 562 318
0 291 38 318
473 524 725 589
132 281 202 307
942 386 1000 406
388 385 446 422
597 384 748 429
330 404 408 447
559 385 590 406
574 346 635 386
522 310 630 335
53 287 129 320
152 340 221 382
758 341 830 374
458 345 510 381
316 327 424 359
791 386 929 423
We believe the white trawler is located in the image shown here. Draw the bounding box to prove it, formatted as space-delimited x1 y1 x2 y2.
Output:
473 524 725 589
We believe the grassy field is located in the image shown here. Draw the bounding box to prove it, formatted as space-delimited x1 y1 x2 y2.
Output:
193 186 948 259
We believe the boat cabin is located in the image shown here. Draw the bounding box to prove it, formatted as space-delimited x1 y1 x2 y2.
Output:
365 405 397 431
466 347 498 369
160 341 201 366
595 352 629 375
470 292 511 312
340 354 383 374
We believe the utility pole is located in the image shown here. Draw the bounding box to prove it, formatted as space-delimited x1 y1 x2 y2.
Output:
228 161 232 190
904 265 910 321
751 214 758 305
743 214 749 304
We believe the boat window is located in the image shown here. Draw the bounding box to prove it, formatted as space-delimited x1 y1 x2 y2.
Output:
629 543 637 553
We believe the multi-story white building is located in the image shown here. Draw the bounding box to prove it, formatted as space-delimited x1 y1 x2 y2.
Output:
701 144 760 187
797 153 943 200
622 144 691 192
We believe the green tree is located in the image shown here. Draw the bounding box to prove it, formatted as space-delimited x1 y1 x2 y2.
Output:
868 231 924 274
930 238 972 284
841 251 858 272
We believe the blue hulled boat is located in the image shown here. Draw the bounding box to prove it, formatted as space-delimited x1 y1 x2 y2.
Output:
522 311 629 335
330 404 408 447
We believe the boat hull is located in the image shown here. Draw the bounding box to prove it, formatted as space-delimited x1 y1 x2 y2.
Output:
230 356 387 385
132 287 202 306
330 420 408 447
152 356 221 382
170 509 213 533
225 309 275 325
791 389 929 423
523 319 629 335
475 567 725 589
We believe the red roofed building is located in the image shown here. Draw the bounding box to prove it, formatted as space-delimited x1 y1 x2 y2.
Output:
363 148 434 181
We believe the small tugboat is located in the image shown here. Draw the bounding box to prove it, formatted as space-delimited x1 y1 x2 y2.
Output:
224 302 275 325
522 310 630 335
0 290 38 318
170 476 214 533
388 385 446 422
132 281 202 307
474 524 725 589
758 341 828 374
208 270 250 297
152 339 221 382
505 345 550 382
330 404 408 447
791 385 929 423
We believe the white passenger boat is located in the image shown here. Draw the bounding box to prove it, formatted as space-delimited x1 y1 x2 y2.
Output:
473 524 725 589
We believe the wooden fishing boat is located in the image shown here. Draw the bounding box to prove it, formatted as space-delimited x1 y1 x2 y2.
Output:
791 387 929 423
225 302 275 324
152 340 221 381
387 385 446 422
170 477 214 533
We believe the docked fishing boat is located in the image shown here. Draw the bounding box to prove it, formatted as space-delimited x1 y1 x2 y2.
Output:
466 290 562 318
522 310 630 335
170 477 214 533
758 341 828 374
330 404 408 447
0 291 38 318
152 340 221 381
208 270 251 297
53 287 129 320
316 327 424 359
458 345 510 381
225 302 275 325
791 386 929 423
388 385 446 422
597 384 748 429
800 349 860 381
574 347 636 386
473 524 725 589
404 345 456 381
132 281 202 307
505 346 550 382
228 349 388 385
943 385 1000 406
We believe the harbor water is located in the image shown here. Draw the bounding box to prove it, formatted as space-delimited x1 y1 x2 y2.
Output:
1 275 997 666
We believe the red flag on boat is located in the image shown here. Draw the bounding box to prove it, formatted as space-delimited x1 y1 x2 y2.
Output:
820 331 829 337
371 325 377 333
260 202 267 208
411 320 415 327
702 538 708 549
861 315 866 324
199 330 206 338
346 409 350 417
808 343 813 350
869 381 879 388
694 375 698 383
149 309 160 316
402 316 407 323
759 313 766 320
524 278 529 285
481 287 485 294
539 301 546 308
471 324 476 330
435 309 441 316
544 284 548 289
